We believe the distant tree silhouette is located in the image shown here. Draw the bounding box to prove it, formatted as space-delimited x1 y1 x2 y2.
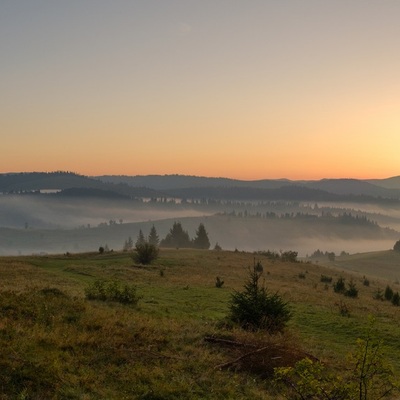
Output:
393 240 400 252
160 222 191 248
148 225 159 247
135 229 146 247
192 223 210 249
123 236 133 252
214 242 222 251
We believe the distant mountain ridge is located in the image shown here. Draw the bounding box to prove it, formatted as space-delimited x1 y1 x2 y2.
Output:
96 174 400 199
0 172 160 198
1 172 400 201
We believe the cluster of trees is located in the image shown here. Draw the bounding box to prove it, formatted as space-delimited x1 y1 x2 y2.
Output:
218 210 379 227
256 249 298 263
123 225 160 252
160 222 210 249
123 222 211 252
310 249 336 261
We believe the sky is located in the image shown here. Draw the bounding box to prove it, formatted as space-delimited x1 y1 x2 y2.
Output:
1 1 400 180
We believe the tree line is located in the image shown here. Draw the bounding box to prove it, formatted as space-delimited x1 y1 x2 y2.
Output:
123 222 210 252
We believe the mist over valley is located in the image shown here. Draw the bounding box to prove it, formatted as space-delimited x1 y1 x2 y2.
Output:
1 172 400 260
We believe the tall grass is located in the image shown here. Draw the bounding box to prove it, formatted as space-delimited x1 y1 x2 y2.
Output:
0 249 400 398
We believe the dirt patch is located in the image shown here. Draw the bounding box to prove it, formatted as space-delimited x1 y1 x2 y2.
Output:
205 335 317 378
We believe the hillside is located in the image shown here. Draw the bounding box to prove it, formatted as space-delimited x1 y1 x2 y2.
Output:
96 174 400 200
0 172 160 198
3 172 400 201
317 250 400 281
0 213 398 257
0 249 399 399
367 176 400 190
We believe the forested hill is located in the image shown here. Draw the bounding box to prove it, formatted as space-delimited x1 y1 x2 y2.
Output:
96 174 400 199
96 174 291 190
2 172 400 202
0 172 160 198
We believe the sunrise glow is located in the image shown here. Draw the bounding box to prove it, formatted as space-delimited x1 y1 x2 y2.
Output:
1 1 400 180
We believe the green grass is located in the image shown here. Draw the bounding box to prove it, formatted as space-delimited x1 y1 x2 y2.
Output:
1 249 400 399
319 249 400 282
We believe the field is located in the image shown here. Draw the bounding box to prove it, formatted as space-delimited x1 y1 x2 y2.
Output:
1 249 400 399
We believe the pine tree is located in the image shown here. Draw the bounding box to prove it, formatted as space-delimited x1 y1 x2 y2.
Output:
192 223 210 249
160 222 191 248
148 225 159 247
123 236 134 251
229 260 291 332
135 230 146 247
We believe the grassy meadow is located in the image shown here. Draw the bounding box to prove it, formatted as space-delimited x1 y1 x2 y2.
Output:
1 249 400 399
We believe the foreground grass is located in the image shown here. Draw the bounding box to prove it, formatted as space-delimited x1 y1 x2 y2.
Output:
1 249 400 399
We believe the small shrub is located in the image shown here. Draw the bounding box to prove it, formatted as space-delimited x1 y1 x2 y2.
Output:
392 292 400 306
85 280 141 306
215 276 224 288
320 275 332 283
335 300 351 317
275 318 398 399
280 250 298 262
85 280 107 301
345 280 358 298
333 276 346 293
229 261 291 333
373 288 384 300
363 277 370 286
274 357 351 399
254 260 263 273
214 242 222 251
298 272 306 279
133 242 159 265
384 285 394 301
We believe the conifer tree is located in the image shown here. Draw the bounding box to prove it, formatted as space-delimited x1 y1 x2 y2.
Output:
123 236 134 251
135 229 146 247
160 222 191 248
192 223 210 249
148 225 159 247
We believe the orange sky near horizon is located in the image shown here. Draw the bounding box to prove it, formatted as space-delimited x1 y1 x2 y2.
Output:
1 1 400 181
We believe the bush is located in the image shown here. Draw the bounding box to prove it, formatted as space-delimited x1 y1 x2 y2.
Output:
333 277 346 293
384 285 394 301
214 242 222 251
320 275 332 283
373 288 384 300
229 261 291 333
335 300 351 317
133 242 159 265
85 280 141 305
345 280 358 298
392 292 400 306
274 318 398 399
280 250 298 262
393 240 400 252
215 276 224 288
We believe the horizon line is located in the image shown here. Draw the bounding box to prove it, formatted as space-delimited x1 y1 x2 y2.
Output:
1 170 399 182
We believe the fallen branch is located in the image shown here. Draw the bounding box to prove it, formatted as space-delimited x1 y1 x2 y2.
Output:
214 345 271 370
204 336 256 348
